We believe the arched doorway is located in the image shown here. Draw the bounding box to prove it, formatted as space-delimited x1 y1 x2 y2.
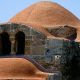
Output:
15 31 25 55
0 31 11 56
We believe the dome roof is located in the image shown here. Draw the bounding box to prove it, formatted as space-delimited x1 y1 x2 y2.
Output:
9 1 79 28
9 1 80 41
0 58 48 79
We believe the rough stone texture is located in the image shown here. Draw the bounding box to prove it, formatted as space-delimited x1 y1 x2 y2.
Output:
46 25 77 40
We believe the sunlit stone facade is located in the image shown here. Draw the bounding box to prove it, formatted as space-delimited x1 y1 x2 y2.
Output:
0 23 47 55
46 39 80 64
0 23 79 62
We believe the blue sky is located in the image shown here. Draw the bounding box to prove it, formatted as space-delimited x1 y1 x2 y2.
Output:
0 0 80 23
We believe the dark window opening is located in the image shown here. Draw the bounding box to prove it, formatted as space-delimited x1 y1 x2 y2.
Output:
15 31 25 55
0 31 11 56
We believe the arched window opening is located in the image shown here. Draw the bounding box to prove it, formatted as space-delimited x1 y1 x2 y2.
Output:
15 31 25 55
0 31 11 56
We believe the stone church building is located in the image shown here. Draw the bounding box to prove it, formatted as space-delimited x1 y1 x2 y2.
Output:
0 1 80 56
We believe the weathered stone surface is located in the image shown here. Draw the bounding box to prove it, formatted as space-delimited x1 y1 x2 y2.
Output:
46 25 77 40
